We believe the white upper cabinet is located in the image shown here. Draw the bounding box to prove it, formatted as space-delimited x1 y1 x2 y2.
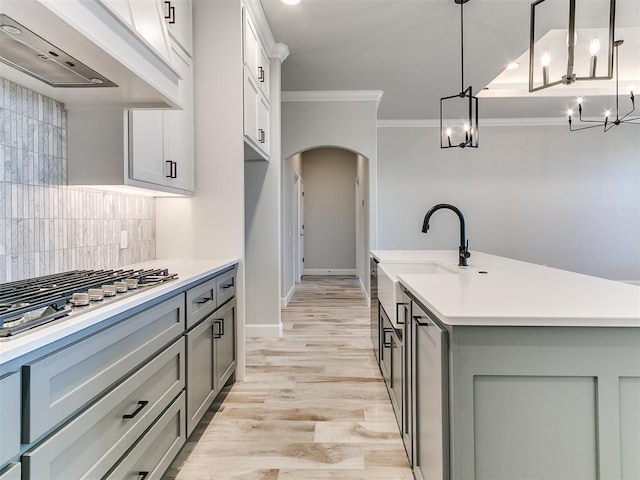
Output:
163 0 193 56
242 7 270 160
67 38 194 195
2 0 180 108
129 40 194 192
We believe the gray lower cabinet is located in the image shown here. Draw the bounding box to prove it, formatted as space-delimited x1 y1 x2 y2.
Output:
22 338 185 479
214 299 236 388
380 305 403 431
185 298 237 437
0 373 20 466
410 301 449 480
0 463 20 480
380 306 392 386
22 295 184 443
104 392 186 480
185 311 216 436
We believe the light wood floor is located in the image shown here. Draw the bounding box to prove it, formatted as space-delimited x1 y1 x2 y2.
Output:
164 276 413 480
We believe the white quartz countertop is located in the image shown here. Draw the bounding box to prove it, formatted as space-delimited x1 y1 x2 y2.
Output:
0 258 238 364
371 250 640 327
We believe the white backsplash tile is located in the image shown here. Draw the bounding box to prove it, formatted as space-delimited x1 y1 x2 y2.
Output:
0 78 156 282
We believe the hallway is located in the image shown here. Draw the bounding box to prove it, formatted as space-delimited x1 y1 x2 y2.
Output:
164 276 413 479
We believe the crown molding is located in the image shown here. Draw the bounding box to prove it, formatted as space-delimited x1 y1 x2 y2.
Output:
282 90 384 108
377 117 570 128
271 43 290 63
243 0 290 61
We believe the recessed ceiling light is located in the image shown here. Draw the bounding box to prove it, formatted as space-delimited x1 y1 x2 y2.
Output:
282 0 300 5
506 62 519 70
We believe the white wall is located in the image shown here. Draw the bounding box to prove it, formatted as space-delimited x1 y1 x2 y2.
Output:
243 55 284 338
156 0 247 375
281 97 379 299
301 148 357 273
377 124 640 282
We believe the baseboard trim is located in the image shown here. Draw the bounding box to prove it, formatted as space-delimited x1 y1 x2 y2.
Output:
280 284 295 307
245 323 283 338
359 276 370 307
303 269 357 276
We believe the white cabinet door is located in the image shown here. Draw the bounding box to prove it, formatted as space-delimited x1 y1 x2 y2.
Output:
258 46 270 101
164 0 193 56
130 39 193 192
243 70 259 147
129 0 172 64
243 10 260 83
164 42 193 191
130 109 168 187
258 92 270 155
99 0 135 27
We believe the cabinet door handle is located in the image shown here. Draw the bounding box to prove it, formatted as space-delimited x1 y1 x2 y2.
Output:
213 319 223 338
123 400 149 419
396 302 409 325
171 161 177 179
138 472 149 480
221 279 235 290
258 129 265 143
382 327 393 348
164 1 175 23
165 160 173 178
258 66 265 82
197 296 212 304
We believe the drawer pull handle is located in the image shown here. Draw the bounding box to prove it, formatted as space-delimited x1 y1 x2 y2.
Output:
138 472 150 480
213 318 224 338
258 66 265 82
413 315 430 327
123 400 149 419
164 1 175 23
382 327 393 348
197 297 212 304
221 280 234 290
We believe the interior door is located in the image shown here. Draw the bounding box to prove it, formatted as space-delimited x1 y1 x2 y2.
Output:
296 178 305 281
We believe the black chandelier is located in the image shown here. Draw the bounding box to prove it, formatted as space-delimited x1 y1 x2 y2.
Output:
568 39 638 131
440 0 479 149
529 0 616 93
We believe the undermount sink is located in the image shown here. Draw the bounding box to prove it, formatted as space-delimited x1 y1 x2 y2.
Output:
378 262 458 327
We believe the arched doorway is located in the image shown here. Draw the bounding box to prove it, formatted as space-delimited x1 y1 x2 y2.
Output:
282 146 370 305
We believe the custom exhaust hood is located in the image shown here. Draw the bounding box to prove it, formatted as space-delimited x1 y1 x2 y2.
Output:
0 14 117 88
0 0 181 109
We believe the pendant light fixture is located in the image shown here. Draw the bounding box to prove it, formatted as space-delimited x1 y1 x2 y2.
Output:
529 0 615 93
568 40 638 131
440 0 479 149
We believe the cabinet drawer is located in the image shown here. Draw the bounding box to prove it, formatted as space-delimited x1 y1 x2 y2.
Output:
105 391 186 480
23 294 184 443
0 463 20 480
22 339 185 480
216 268 236 307
0 372 20 466
185 277 217 330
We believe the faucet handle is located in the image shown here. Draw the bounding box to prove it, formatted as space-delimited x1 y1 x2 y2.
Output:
461 240 471 259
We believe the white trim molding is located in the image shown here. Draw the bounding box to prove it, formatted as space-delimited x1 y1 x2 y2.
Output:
245 323 284 339
283 90 384 108
271 43 290 63
303 269 357 276
377 117 570 128
280 284 295 307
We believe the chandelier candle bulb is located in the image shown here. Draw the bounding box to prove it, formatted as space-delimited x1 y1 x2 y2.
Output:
541 51 550 85
589 39 600 77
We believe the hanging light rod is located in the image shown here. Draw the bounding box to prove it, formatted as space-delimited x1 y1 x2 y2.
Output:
568 40 639 132
529 0 615 93
440 0 479 149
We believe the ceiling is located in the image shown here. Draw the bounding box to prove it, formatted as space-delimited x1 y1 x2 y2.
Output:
260 0 640 120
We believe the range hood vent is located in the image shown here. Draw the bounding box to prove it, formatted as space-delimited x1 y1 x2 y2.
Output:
0 14 117 88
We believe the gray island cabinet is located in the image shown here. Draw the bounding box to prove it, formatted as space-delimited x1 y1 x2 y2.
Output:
0 259 238 480
372 250 640 480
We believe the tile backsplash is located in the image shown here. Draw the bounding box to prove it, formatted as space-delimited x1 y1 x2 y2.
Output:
0 78 156 282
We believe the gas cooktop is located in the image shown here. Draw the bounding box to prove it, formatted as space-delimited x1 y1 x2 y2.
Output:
0 268 178 338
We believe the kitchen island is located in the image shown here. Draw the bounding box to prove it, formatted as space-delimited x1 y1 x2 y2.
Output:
371 250 640 480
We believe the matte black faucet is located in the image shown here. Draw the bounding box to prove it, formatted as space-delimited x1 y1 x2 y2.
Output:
422 204 471 267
